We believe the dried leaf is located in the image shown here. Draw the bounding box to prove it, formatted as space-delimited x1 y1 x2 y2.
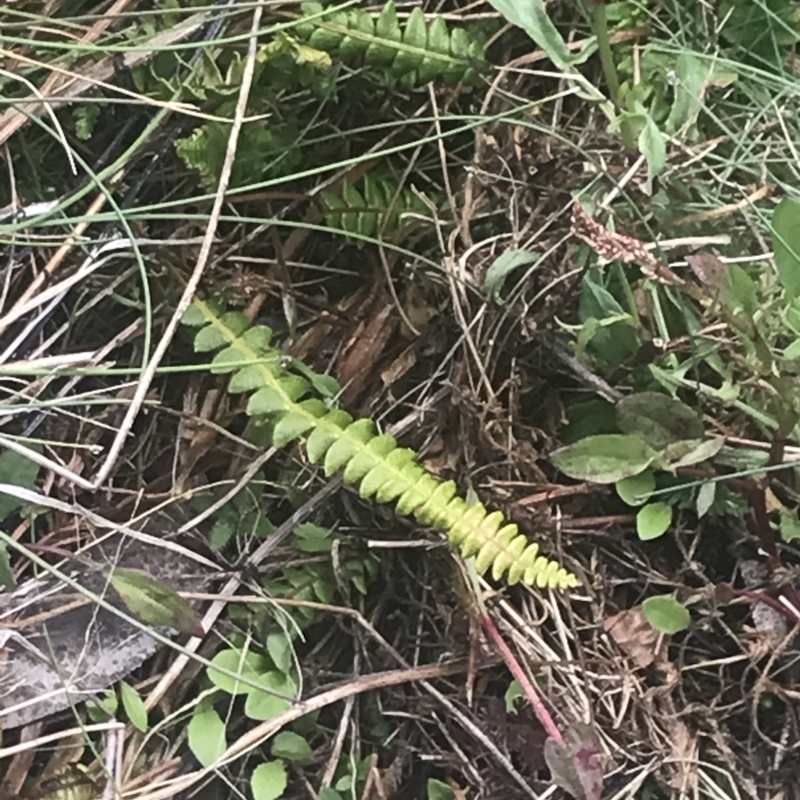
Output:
686 252 727 289
337 304 396 403
603 606 663 668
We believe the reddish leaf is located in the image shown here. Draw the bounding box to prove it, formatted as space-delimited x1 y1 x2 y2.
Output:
544 722 605 800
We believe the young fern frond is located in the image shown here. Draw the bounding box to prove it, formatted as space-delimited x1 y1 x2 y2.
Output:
182 301 579 591
295 1 485 86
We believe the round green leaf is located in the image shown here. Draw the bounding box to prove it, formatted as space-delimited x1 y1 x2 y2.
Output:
636 502 672 540
642 595 691 634
271 731 311 761
251 761 288 800
208 648 265 695
245 671 296 721
551 435 657 484
615 470 655 507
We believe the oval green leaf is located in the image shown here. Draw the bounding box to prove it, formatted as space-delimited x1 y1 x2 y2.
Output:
188 705 227 767
772 197 800 300
251 760 288 800
616 392 704 449
208 648 265 695
551 434 658 484
271 731 311 761
120 681 148 732
109 568 203 636
660 436 724 470
636 502 672 540
642 595 691 634
616 470 656 507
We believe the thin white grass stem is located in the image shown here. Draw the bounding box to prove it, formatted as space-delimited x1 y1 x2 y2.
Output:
90 3 265 489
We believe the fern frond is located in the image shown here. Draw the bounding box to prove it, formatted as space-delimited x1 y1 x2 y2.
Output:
295 1 485 86
182 301 579 591
320 176 432 244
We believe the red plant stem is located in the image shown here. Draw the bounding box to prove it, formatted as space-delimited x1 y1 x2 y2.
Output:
746 484 800 614
722 583 800 622
480 612 565 745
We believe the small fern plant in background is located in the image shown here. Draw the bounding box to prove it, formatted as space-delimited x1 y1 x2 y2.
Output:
182 300 578 591
294 0 486 87
320 174 433 245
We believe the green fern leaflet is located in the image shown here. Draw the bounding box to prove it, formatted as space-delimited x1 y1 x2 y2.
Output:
182 300 578 590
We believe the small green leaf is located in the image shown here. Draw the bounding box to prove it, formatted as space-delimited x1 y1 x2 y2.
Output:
696 481 716 518
427 779 456 800
247 386 288 415
616 392 704 449
772 197 800 300
642 595 691 634
193 325 227 353
504 679 524 714
271 731 311 761
182 303 207 327
0 447 42 520
229 365 267 394
251 761 288 800
208 648 265 695
779 511 800 543
210 345 245 374
551 435 658 484
210 519 234 549
272 412 316 447
323 438 358 476
638 112 666 180
188 705 227 767
485 0 576 71
616 470 656 507
295 522 333 553
245 671 296 720
0 541 13 589
636 502 672 541
266 630 293 674
109 568 203 636
240 324 273 350
482 249 540 303
659 436 724 469
120 681 148 732
87 689 118 722
785 339 800 360
219 311 251 337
